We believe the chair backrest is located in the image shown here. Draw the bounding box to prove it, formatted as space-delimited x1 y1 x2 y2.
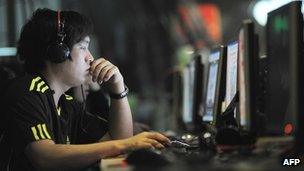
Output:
0 65 16 170
0 65 16 138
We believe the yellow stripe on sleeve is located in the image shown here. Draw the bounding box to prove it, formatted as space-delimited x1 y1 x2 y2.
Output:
31 126 40 140
37 124 46 139
41 85 49 93
64 94 73 100
42 124 51 139
29 77 41 91
36 81 46 92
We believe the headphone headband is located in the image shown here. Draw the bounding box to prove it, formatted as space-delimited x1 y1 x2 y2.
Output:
57 10 61 33
46 10 70 63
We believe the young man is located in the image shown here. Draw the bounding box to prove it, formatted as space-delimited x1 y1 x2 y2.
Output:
0 8 170 171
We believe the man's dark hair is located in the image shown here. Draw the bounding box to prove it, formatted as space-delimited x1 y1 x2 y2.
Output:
17 8 93 74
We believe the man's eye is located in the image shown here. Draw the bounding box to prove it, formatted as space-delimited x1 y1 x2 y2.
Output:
80 46 87 50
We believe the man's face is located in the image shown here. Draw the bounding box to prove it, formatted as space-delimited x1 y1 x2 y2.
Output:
60 36 93 87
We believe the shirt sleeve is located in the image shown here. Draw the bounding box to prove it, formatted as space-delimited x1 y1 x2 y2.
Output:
70 101 109 144
8 93 53 150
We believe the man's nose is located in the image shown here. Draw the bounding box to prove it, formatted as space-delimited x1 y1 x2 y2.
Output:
86 51 94 63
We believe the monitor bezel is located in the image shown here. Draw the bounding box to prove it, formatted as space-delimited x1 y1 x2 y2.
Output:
237 20 259 133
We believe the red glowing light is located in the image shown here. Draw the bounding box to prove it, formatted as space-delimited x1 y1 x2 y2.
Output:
284 123 293 135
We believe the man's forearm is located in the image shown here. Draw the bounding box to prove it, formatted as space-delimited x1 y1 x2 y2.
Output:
108 97 133 139
26 139 126 171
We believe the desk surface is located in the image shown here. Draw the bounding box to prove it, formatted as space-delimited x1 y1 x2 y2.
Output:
94 137 302 171
98 157 303 171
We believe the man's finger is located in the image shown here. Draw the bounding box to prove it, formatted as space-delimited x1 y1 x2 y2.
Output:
103 66 118 82
146 132 170 144
97 65 112 83
90 58 107 72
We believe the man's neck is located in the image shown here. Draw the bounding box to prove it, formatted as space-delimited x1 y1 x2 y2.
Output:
41 69 70 107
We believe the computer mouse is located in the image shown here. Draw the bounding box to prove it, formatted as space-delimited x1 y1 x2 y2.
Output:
125 148 171 167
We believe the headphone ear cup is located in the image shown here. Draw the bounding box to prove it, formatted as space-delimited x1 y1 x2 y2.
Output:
46 42 70 63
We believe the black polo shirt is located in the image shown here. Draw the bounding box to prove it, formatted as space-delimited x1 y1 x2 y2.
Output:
0 74 109 171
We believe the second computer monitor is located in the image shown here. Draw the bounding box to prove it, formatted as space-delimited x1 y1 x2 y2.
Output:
202 46 226 124
225 41 239 110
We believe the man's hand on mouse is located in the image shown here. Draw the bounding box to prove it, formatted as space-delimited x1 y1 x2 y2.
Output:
89 58 125 94
117 132 171 152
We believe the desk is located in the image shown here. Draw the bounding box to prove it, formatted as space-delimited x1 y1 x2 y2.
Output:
97 157 303 171
92 137 302 171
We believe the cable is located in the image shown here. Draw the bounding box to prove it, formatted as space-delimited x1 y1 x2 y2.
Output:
79 84 108 138
80 84 89 134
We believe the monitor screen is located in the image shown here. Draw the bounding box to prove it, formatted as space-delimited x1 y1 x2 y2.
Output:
182 60 195 124
265 1 303 136
225 41 238 109
203 51 220 122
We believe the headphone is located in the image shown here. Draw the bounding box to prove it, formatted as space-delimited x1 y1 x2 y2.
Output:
46 10 71 63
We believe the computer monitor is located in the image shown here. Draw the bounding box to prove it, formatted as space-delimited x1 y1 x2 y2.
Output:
192 55 204 129
171 68 183 132
182 58 196 131
202 46 226 125
181 55 205 132
265 1 303 139
237 20 259 133
225 41 239 111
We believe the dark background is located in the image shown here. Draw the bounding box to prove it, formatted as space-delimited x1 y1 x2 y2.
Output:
0 0 265 130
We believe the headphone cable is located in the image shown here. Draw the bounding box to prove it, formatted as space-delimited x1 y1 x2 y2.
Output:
80 84 89 134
